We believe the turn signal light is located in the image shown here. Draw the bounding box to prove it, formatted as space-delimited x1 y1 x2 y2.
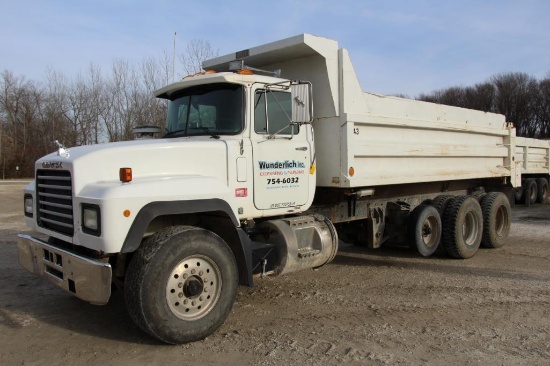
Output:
120 168 132 183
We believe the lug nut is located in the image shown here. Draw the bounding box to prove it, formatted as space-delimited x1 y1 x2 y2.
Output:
178 293 183 298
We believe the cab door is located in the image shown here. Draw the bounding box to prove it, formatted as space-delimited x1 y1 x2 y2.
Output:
251 87 310 210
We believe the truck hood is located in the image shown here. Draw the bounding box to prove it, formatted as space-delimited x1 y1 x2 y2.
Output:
36 137 230 194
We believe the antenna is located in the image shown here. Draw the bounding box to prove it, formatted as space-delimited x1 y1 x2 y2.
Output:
172 32 176 82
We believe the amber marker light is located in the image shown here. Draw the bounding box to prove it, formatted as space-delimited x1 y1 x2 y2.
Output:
123 210 131 217
120 167 132 183
236 69 253 75
349 167 355 176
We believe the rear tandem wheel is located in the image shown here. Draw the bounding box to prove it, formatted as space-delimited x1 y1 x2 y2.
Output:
407 204 442 257
480 192 511 248
442 196 483 259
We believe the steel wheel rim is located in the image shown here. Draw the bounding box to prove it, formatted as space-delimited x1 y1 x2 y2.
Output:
495 205 508 237
422 216 439 248
166 254 222 321
462 211 479 246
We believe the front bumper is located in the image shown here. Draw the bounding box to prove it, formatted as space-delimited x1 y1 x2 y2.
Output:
17 234 112 305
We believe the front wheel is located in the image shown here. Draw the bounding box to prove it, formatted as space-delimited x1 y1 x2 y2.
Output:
125 226 238 344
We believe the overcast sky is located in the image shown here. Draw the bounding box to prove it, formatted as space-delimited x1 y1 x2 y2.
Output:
1 0 549 97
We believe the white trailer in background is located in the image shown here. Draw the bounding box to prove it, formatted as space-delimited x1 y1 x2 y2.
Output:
514 137 550 204
16 34 548 344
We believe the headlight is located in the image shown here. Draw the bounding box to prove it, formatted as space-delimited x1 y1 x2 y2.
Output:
24 194 33 217
82 204 101 236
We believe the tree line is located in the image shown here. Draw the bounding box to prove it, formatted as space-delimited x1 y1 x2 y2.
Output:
1 41 548 178
0 39 217 179
417 72 550 139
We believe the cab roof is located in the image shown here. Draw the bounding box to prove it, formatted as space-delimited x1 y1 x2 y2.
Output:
154 72 287 99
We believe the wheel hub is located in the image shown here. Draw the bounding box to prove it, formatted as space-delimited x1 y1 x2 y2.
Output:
421 217 439 248
422 224 432 237
166 255 222 321
184 277 203 298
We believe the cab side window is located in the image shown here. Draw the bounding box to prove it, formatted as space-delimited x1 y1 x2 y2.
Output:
254 90 297 135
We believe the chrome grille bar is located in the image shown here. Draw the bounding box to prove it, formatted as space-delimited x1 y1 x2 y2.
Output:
36 169 74 236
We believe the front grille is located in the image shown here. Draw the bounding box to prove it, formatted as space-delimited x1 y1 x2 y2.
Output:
36 170 74 236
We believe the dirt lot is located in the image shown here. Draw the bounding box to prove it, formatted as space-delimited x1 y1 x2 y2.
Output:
1 181 549 365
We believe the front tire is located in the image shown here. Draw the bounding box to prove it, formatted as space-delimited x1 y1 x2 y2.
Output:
125 226 238 344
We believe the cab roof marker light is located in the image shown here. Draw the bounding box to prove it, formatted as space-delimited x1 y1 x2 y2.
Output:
237 69 254 75
120 167 132 183
182 70 217 79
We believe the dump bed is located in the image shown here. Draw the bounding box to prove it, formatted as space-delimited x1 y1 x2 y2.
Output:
315 93 515 188
204 34 519 189
515 137 550 175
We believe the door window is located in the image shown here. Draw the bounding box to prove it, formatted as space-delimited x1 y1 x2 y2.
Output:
254 90 298 135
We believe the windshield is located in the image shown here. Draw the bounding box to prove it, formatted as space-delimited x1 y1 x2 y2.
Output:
164 83 243 138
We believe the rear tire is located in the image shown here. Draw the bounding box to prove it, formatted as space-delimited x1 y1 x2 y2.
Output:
523 179 537 206
125 226 238 344
469 191 486 201
430 195 455 255
480 192 511 248
443 196 483 259
407 205 442 257
513 186 524 203
536 178 548 203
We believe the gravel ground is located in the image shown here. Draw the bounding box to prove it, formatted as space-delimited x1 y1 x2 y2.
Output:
0 181 549 365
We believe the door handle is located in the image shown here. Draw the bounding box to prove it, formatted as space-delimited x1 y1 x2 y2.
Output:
295 147 308 151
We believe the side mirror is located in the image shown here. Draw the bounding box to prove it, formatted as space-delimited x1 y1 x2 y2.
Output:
291 82 313 123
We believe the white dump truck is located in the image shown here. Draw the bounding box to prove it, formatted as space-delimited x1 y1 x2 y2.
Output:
17 34 550 344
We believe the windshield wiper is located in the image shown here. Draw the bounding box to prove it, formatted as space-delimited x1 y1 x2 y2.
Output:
189 126 220 139
163 129 187 138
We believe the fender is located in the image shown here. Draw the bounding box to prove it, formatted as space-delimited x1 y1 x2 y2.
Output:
121 199 254 286
122 199 238 252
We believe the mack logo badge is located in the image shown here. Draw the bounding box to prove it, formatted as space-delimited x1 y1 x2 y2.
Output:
42 161 63 169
